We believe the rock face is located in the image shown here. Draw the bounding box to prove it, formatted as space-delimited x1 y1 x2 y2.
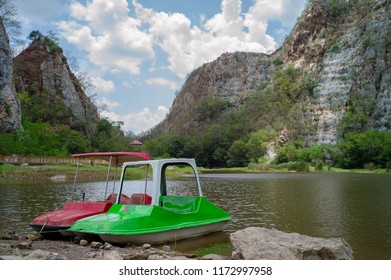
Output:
13 39 100 136
156 0 391 144
0 18 22 133
230 227 353 260
163 52 274 132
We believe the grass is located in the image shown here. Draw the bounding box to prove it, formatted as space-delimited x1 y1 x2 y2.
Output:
1 162 389 184
0 163 113 183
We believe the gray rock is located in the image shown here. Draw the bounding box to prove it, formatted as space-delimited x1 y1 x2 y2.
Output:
201 254 225 260
123 252 149 260
162 245 171 252
230 227 353 260
16 240 32 250
102 242 113 250
79 239 88 246
102 250 122 260
142 243 151 249
90 241 103 249
148 254 165 260
24 249 67 260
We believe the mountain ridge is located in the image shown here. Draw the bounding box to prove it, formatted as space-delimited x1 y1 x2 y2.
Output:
149 0 390 146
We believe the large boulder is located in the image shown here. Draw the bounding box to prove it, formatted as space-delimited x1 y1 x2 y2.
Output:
230 227 353 260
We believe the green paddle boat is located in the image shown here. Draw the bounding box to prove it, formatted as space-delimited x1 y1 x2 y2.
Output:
70 158 231 244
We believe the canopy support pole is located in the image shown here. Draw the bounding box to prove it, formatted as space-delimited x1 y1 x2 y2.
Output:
104 155 113 200
71 157 81 200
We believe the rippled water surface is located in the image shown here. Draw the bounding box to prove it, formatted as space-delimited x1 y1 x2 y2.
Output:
1 172 390 259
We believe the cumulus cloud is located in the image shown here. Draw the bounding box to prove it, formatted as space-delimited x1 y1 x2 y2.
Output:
138 0 278 78
91 77 115 93
58 0 305 79
101 106 169 134
58 0 154 75
145 77 178 90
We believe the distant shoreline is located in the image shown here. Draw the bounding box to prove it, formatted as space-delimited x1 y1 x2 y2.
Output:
1 163 389 184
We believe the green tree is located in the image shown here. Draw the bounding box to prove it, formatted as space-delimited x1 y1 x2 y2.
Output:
246 128 277 162
227 140 250 167
337 131 391 168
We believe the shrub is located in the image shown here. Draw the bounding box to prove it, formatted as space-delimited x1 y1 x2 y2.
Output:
386 162 391 173
287 161 309 172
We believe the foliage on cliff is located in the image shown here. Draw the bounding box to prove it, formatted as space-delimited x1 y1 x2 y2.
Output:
0 31 134 156
142 0 391 169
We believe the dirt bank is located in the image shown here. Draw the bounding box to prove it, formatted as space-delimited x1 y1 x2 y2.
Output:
0 233 226 260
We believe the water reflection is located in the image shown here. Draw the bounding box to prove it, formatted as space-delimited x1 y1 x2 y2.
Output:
1 172 390 259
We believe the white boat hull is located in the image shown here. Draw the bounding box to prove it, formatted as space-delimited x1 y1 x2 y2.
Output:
98 221 227 245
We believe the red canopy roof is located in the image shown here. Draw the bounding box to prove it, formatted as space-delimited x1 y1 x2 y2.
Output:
130 140 143 145
72 152 150 166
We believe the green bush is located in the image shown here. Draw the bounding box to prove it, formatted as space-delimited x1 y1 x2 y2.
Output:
386 162 391 173
287 161 309 172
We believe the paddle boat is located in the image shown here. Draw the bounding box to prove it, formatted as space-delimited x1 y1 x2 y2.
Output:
29 152 150 237
70 158 231 244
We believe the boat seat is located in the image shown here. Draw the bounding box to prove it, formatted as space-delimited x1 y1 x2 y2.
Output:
129 193 152 205
105 193 132 204
159 196 198 213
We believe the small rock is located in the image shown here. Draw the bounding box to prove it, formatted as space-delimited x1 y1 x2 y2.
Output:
142 243 151 249
0 255 23 260
79 239 88 246
171 256 192 260
123 252 149 260
24 249 67 260
162 245 171 252
87 251 103 259
103 250 123 260
16 240 32 250
91 241 103 249
102 242 113 250
148 254 165 260
201 254 224 260
26 234 39 241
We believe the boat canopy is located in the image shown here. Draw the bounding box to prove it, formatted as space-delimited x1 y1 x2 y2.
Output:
72 152 150 166
71 152 151 201
117 158 202 205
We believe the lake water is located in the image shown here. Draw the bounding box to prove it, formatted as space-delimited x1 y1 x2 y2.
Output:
0 172 390 259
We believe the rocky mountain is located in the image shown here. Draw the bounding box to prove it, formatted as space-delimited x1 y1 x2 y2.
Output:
12 36 100 136
0 17 21 133
153 0 390 145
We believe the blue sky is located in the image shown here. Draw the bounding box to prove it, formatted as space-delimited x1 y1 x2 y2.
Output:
13 0 307 134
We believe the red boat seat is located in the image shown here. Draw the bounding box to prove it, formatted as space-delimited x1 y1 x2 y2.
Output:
129 193 152 205
105 193 132 204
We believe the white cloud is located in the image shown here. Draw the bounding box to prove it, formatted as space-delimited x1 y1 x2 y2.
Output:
134 0 282 78
58 0 305 80
58 0 155 75
101 106 169 134
95 97 120 112
145 78 178 90
91 77 115 93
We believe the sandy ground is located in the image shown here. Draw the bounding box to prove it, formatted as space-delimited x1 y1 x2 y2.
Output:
0 233 223 260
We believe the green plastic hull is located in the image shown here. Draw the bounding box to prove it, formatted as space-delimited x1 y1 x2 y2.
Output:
70 196 230 244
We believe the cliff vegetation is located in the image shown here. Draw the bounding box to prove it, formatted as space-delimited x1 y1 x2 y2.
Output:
142 0 391 170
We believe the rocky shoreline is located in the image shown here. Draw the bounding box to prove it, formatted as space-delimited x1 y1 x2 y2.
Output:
0 234 225 260
0 227 353 260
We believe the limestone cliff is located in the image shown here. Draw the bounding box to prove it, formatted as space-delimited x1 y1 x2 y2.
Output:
0 17 21 133
13 38 100 136
155 0 391 145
